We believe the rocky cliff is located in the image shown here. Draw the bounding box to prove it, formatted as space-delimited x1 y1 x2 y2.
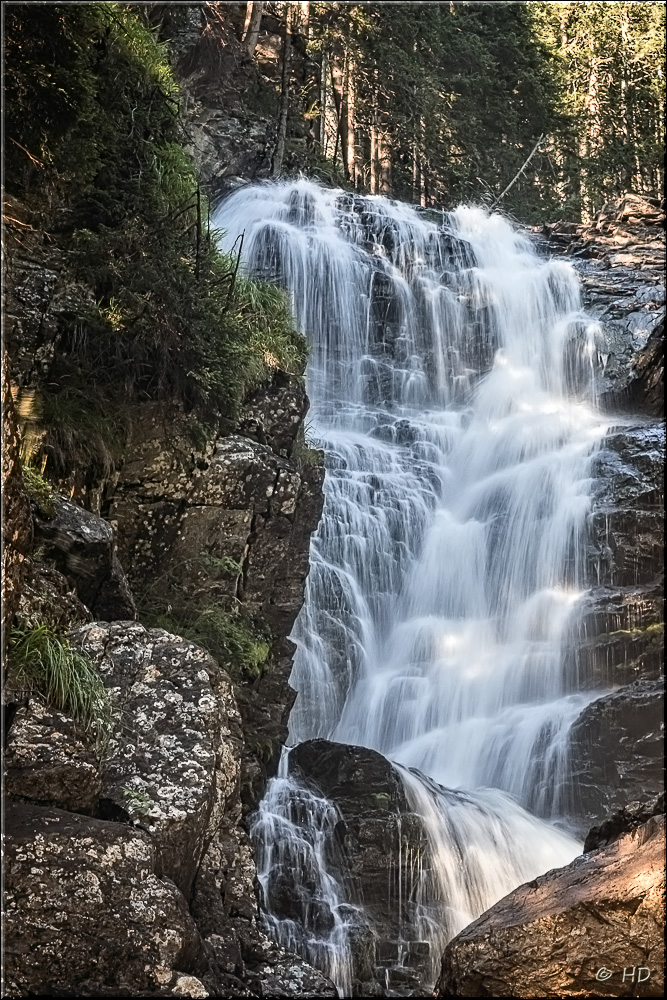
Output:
540 195 665 833
2 208 329 997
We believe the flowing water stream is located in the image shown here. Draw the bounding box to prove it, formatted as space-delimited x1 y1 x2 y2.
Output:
215 180 610 996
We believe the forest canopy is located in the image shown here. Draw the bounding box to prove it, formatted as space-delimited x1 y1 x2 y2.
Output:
239 0 665 221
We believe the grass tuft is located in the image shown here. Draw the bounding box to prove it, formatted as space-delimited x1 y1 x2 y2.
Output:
8 623 113 751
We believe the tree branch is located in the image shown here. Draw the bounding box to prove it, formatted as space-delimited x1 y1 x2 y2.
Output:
490 135 545 211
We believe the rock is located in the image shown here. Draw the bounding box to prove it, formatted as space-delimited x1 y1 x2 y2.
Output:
2 346 33 637
566 678 664 828
3 222 97 393
245 954 338 998
3 799 203 997
71 621 243 901
570 421 664 691
34 499 136 621
4 698 101 813
434 814 665 998
583 792 665 852
563 418 664 829
586 423 664 591
540 195 665 417
287 740 432 993
107 411 324 806
4 620 335 998
239 374 309 459
17 559 92 629
571 587 663 690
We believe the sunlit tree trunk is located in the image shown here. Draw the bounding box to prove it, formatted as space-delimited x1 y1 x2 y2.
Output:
581 52 600 219
271 3 292 177
320 49 329 157
243 1 264 59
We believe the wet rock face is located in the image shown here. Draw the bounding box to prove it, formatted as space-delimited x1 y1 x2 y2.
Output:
541 193 665 417
564 419 664 829
586 423 664 592
287 740 432 995
434 814 666 999
572 421 664 689
33 499 136 621
566 678 664 827
583 792 664 853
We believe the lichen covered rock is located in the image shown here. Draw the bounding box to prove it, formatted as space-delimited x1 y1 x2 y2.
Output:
4 699 101 813
107 407 323 806
71 621 243 900
2 347 32 639
3 800 203 997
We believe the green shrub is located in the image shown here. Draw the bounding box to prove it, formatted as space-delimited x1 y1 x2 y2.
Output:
40 388 130 479
8 623 113 750
144 602 272 683
22 465 58 518
5 3 308 479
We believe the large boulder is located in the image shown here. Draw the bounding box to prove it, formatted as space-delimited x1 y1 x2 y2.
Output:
285 740 432 995
71 621 243 901
434 814 665 998
33 499 136 621
3 800 205 997
4 622 336 998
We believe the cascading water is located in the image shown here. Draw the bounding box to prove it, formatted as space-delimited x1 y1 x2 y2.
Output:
214 180 610 996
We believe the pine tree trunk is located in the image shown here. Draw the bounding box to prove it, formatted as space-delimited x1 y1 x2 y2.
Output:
581 47 600 218
271 4 292 177
340 52 350 180
370 68 379 194
330 52 344 171
346 56 357 188
244 2 264 59
320 50 329 156
379 131 391 195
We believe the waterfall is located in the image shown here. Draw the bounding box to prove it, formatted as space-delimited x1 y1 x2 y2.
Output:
214 180 609 995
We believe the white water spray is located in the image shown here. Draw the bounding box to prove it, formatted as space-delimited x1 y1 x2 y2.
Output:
215 180 609 994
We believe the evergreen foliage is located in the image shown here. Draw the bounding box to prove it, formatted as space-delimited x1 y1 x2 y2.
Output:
21 465 58 518
245 1 664 220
